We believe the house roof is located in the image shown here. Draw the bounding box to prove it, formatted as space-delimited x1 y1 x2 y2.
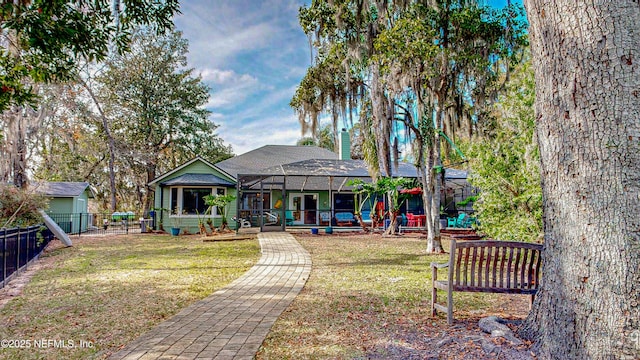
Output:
238 159 468 191
149 156 234 186
240 159 467 179
36 182 94 198
215 145 337 179
160 173 235 187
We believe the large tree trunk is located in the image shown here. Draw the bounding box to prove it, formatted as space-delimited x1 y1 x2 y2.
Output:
521 1 640 358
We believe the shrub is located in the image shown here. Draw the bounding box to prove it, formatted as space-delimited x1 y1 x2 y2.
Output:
0 184 49 228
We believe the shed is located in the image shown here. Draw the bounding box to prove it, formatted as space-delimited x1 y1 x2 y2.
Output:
37 182 95 233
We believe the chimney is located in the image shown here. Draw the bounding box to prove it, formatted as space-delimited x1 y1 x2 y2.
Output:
339 128 351 160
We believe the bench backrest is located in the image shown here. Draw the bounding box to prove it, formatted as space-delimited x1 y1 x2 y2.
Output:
447 240 543 294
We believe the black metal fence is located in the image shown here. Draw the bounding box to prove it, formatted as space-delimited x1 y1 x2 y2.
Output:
46 213 155 236
1 225 55 288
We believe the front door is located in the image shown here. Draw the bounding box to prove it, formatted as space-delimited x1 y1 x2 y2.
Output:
289 193 318 225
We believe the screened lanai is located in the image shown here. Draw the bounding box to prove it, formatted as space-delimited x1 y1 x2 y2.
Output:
236 159 471 232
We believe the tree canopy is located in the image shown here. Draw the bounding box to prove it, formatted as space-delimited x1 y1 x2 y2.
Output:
466 58 542 243
292 0 528 245
0 0 179 111
30 30 232 212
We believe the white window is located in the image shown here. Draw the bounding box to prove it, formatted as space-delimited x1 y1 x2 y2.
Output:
170 187 227 216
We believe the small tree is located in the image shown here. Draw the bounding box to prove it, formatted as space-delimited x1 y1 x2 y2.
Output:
348 178 384 232
349 177 413 235
378 177 414 235
466 60 542 243
203 194 236 232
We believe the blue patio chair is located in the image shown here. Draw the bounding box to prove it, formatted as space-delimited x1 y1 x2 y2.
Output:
447 215 458 227
448 213 468 228
361 210 372 224
285 211 294 226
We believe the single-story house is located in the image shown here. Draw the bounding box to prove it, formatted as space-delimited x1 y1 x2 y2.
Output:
37 181 95 233
150 130 475 233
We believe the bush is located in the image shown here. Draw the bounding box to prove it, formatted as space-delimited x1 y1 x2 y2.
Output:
0 184 49 228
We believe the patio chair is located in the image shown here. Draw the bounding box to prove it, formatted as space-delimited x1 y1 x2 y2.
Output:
406 213 418 227
319 211 331 224
459 214 476 228
285 211 294 226
361 210 372 224
263 212 279 226
335 212 355 226
447 213 468 228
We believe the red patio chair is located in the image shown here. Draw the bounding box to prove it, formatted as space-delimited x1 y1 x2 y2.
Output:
406 213 418 227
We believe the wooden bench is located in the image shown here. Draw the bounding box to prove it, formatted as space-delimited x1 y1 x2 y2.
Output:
431 240 543 324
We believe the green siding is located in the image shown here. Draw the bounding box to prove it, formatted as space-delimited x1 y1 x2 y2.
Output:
49 198 73 213
153 159 238 232
46 189 92 233
159 159 234 183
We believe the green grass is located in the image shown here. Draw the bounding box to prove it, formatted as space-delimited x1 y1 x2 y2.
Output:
257 233 524 359
0 234 260 360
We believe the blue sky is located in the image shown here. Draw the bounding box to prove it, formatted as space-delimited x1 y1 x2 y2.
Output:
174 0 521 156
173 0 310 155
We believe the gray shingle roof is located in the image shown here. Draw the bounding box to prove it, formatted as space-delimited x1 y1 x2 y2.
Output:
240 159 467 179
216 145 337 179
37 182 92 197
160 173 235 187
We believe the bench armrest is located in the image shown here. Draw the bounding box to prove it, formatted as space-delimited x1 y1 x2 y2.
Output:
430 262 449 269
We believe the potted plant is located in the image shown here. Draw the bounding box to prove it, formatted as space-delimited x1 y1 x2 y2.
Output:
170 207 182 236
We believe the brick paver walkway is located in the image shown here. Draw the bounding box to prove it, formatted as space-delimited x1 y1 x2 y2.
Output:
109 232 311 360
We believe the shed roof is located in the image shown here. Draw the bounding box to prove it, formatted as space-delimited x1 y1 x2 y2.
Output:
37 182 93 198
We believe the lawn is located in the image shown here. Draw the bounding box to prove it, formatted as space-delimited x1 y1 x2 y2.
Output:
256 232 532 359
0 234 260 360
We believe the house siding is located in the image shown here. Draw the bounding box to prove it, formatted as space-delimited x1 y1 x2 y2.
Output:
152 159 237 232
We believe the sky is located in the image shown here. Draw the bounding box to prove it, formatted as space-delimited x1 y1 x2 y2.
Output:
173 0 311 156
173 0 520 156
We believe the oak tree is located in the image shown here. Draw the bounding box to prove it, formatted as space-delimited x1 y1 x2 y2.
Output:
520 1 640 358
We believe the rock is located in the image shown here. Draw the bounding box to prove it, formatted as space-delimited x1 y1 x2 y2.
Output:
481 338 501 355
478 316 523 346
435 337 454 348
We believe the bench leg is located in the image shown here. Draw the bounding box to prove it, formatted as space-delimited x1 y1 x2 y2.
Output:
431 267 437 317
529 294 535 310
446 287 453 325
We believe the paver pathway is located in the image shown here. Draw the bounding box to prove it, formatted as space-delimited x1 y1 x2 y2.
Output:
109 232 311 360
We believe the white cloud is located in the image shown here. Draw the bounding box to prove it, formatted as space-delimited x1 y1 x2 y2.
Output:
200 69 261 108
199 68 258 87
174 0 313 154
217 113 302 155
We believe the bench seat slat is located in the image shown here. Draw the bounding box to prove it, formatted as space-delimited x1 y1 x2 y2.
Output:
452 285 539 294
438 281 540 294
